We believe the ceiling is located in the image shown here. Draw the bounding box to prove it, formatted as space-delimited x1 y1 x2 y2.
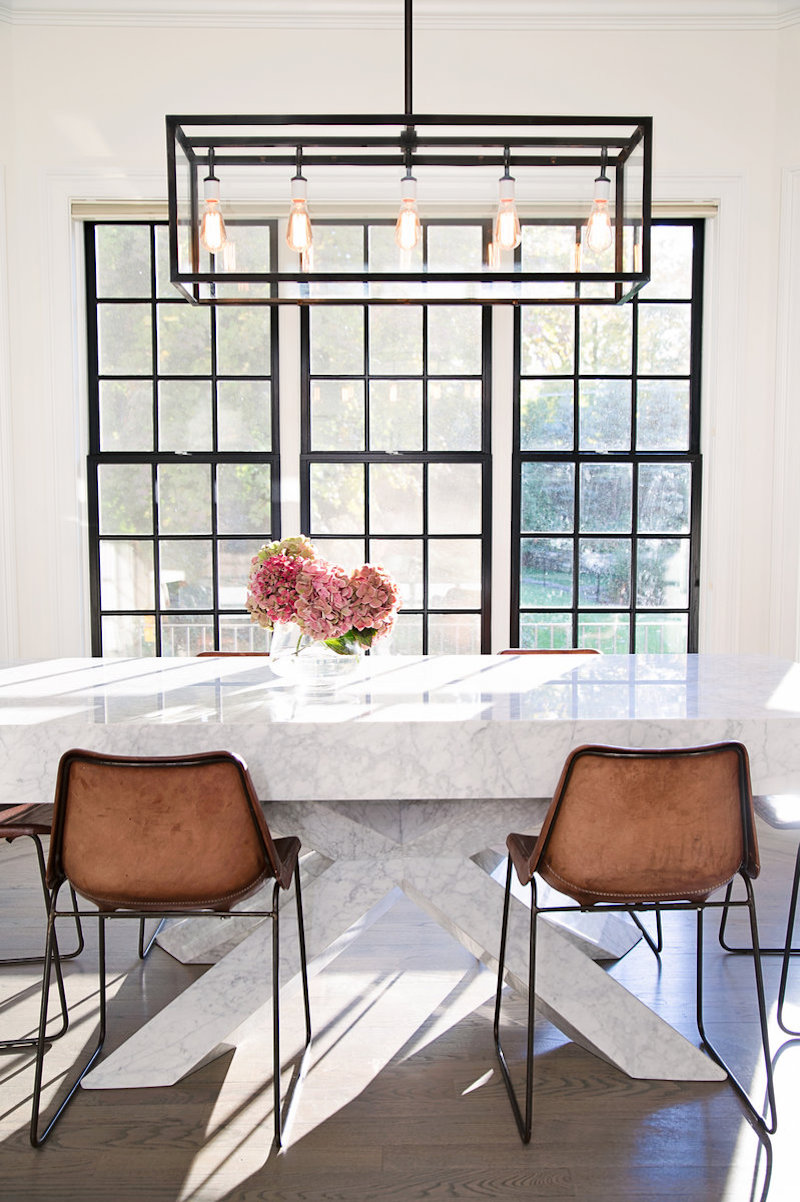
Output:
0 1 798 30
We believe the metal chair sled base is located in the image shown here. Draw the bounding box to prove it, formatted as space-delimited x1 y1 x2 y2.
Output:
718 841 800 1036
0 832 84 1053
29 871 312 1150
493 858 777 1144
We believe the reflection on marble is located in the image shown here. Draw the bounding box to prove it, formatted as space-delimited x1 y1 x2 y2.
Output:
3 653 800 803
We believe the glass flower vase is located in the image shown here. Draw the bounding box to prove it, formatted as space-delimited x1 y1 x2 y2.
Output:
268 622 362 694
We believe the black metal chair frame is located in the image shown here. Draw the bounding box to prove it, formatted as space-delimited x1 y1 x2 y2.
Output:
493 745 777 1145
1 818 162 1052
718 840 800 1036
495 865 776 1142
630 908 663 957
0 827 84 1053
30 870 311 1150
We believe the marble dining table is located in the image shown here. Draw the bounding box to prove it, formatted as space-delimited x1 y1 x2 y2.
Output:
3 651 800 1093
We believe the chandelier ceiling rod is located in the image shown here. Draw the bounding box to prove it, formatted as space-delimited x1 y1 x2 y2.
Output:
405 0 413 119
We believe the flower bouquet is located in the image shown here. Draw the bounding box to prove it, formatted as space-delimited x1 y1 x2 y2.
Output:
246 535 400 658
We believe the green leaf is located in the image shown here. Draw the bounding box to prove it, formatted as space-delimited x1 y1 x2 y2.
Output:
324 634 356 656
324 627 375 655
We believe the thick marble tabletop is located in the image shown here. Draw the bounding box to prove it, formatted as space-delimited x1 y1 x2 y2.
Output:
2 652 800 804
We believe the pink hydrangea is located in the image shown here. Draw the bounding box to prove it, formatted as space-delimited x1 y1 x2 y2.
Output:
349 563 400 641
294 558 355 641
245 534 401 652
246 552 304 629
259 535 315 561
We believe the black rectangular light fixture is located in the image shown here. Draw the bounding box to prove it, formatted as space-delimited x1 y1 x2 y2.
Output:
166 5 651 306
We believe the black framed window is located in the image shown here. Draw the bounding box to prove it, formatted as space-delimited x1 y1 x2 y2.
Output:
299 221 492 654
512 219 703 652
85 216 703 658
86 221 280 656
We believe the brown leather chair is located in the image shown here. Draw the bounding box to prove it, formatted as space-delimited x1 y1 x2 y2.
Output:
29 749 311 1149
498 648 601 655
0 804 83 1051
718 792 800 1036
493 742 775 1143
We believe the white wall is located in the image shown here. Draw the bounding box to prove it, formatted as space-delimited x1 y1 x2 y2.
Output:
770 23 800 656
1 11 797 657
0 21 16 658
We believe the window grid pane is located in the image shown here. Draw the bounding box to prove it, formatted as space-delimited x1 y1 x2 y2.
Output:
301 221 491 653
87 220 280 655
513 218 702 653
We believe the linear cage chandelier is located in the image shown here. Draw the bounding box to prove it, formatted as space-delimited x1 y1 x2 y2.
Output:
166 2 652 306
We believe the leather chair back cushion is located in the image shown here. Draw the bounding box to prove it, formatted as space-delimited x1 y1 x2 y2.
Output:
57 758 271 911
537 746 753 905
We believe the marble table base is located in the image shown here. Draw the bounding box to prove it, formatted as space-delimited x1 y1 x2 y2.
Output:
83 797 724 1090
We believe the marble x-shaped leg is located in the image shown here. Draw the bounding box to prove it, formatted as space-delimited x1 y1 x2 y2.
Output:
83 797 724 1090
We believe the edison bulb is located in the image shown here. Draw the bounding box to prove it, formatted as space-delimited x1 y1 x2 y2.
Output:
586 175 613 254
286 177 312 254
494 175 521 251
199 177 227 255
395 175 420 251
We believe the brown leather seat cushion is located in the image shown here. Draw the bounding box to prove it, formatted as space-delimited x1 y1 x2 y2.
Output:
0 804 52 840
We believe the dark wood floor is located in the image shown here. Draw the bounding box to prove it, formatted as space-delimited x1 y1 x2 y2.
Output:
0 819 798 1201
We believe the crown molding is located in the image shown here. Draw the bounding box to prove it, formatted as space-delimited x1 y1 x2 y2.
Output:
1 2 799 31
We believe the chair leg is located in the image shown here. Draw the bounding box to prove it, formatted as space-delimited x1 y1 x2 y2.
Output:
493 855 536 1143
270 867 314 1150
631 905 663 958
718 852 800 958
30 907 108 1147
272 880 282 1149
696 885 777 1135
294 864 312 1056
0 835 82 965
61 886 85 961
138 916 166 960
0 837 72 1051
777 842 800 1035
719 844 800 1036
717 880 738 951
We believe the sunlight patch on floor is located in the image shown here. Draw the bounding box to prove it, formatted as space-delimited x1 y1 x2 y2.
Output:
175 891 493 1201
